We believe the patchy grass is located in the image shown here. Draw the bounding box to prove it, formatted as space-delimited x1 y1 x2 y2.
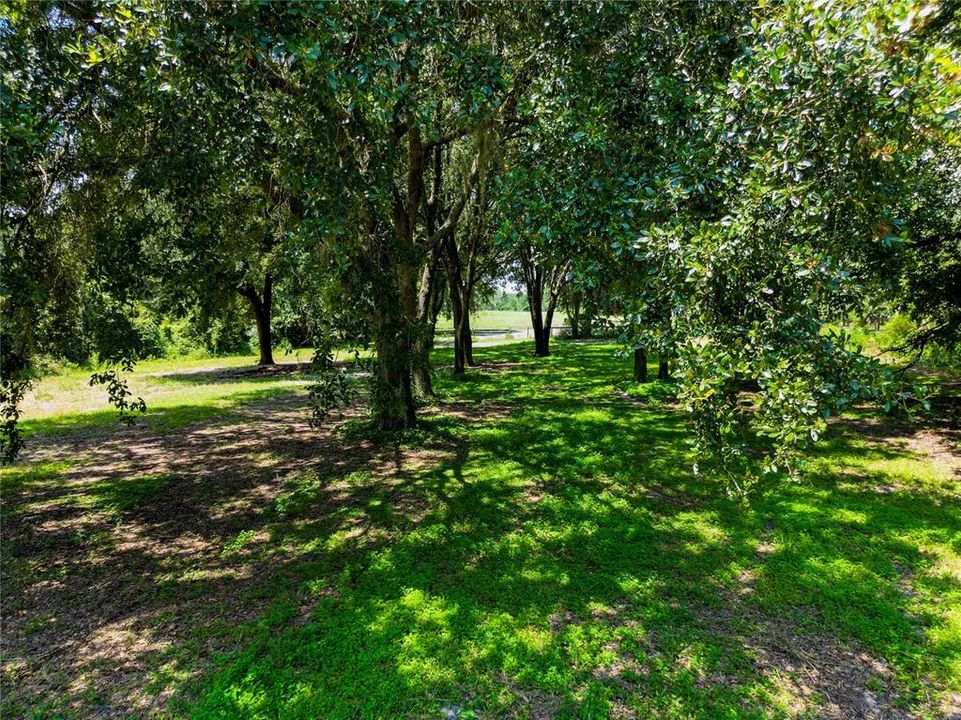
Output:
21 382 309 439
20 362 319 439
621 379 678 406
0 460 74 495
90 472 179 515
1 341 959 719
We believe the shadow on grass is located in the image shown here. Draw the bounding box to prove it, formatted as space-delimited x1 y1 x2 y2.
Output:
2 341 958 719
182 407 958 719
153 362 314 386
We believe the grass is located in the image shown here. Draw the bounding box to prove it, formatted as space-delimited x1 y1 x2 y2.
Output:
435 310 569 335
21 380 308 438
18 349 320 438
1 341 959 719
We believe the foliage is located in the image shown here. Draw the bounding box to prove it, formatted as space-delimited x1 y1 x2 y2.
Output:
876 313 919 352
88 358 146 426
0 377 28 463
306 340 354 430
613 0 960 486
899 147 961 354
2 0 959 481
477 290 529 313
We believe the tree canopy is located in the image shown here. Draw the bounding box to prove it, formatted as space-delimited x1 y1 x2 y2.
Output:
2 0 959 486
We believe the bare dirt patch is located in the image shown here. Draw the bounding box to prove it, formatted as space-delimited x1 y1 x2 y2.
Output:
698 600 915 720
841 416 961 481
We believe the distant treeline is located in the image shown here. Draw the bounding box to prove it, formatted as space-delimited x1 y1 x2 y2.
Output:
477 292 529 313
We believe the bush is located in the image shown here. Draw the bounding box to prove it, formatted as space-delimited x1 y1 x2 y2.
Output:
85 295 165 361
922 341 961 370
876 314 917 352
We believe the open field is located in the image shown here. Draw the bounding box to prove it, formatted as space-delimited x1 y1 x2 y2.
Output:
435 310 534 332
2 341 959 719
435 311 571 337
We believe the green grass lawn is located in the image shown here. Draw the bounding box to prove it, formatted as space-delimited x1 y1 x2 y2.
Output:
435 309 529 331
435 310 569 335
1 342 958 719
18 348 320 438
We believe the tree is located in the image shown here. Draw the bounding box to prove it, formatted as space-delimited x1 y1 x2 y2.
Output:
166 185 294 367
562 282 607 340
496 141 590 358
443 142 506 374
630 0 960 485
493 2 717 359
236 3 532 426
1 0 141 459
898 148 961 357
4 0 957 483
28 1 521 426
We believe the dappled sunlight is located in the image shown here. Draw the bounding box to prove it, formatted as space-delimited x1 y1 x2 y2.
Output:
2 341 959 718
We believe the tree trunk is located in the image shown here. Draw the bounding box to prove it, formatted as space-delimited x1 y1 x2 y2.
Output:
542 302 558 355
527 287 554 357
582 306 595 338
369 259 419 431
241 274 274 366
461 305 474 366
535 287 562 357
532 313 551 356
569 293 581 339
658 355 671 381
532 330 549 356
373 120 428 430
451 285 476 372
453 337 466 375
445 235 478 374
412 342 434 398
633 347 648 383
254 306 274 366
454 310 470 373
529 288 550 357
451 285 468 375
413 256 444 398
396 263 420 426
523 253 570 358
374 335 416 430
